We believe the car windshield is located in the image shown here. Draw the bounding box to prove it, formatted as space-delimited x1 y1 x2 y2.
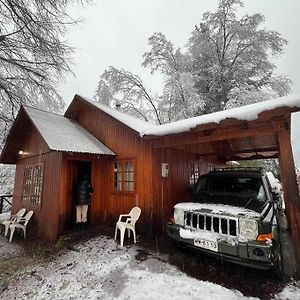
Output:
194 175 268 213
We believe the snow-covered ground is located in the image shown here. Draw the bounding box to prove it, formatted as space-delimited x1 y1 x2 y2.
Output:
0 233 299 300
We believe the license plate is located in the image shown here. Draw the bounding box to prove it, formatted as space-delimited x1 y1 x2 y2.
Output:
194 239 218 252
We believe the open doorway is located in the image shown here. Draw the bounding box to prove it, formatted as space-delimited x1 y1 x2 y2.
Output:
66 160 92 231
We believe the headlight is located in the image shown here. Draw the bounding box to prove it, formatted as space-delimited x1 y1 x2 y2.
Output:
239 218 258 240
174 208 184 226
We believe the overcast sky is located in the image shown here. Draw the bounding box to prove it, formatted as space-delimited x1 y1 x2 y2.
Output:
59 0 300 167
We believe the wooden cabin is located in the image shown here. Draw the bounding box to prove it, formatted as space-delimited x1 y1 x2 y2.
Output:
1 95 300 255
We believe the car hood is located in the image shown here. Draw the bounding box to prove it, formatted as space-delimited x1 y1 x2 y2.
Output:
174 202 261 218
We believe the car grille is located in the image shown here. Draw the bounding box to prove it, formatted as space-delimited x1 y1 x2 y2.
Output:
185 212 238 237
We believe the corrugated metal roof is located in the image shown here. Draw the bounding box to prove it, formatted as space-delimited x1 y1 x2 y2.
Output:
25 107 115 155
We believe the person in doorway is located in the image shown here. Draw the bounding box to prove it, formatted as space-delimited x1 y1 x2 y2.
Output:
74 174 93 229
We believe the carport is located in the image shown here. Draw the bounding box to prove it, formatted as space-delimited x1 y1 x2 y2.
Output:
145 95 300 277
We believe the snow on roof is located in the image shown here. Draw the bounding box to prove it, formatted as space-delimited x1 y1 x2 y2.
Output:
75 94 300 138
79 95 154 135
24 107 115 155
143 94 300 137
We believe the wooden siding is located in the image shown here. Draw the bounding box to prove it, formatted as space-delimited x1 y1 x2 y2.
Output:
1 108 50 164
13 151 62 241
64 99 156 236
65 98 227 238
9 123 62 241
152 147 221 235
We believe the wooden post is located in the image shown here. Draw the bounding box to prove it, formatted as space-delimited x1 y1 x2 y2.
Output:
278 127 300 278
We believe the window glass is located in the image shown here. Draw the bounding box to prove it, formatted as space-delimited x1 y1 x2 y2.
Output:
189 162 202 187
22 163 43 206
195 176 267 213
113 160 135 192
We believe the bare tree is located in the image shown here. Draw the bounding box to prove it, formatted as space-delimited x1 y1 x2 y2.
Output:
0 0 90 194
0 0 90 138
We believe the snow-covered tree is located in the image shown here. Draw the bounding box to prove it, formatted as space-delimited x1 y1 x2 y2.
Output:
143 33 205 121
188 0 291 113
238 159 279 177
95 0 290 121
95 67 162 124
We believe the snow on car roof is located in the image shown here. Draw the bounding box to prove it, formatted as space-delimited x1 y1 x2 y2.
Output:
25 107 115 155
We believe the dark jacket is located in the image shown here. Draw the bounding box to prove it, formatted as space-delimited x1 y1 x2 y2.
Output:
74 177 93 205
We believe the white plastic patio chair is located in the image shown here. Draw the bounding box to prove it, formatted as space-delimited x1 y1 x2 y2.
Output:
114 207 141 247
0 208 26 237
8 210 34 243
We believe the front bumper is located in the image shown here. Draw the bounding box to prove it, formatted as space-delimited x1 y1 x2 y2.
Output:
166 223 276 270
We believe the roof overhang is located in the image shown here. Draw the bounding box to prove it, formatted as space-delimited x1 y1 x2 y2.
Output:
145 105 300 162
0 106 42 164
0 106 115 164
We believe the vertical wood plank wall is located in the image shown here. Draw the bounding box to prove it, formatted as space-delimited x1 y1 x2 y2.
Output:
152 148 196 235
66 99 222 238
70 101 155 236
12 124 63 241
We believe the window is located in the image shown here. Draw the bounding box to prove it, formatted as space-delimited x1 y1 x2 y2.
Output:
113 160 135 192
22 163 44 206
188 162 202 187
208 164 215 172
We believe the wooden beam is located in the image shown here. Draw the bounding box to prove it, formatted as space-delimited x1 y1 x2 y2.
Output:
222 152 278 161
278 128 300 278
175 144 279 157
154 125 278 148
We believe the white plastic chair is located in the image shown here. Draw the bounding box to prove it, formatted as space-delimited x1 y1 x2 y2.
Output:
114 207 141 247
8 210 34 243
0 208 26 237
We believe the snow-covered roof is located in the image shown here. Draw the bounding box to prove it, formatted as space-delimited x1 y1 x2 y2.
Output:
79 96 154 135
143 94 300 137
25 107 115 155
74 94 300 139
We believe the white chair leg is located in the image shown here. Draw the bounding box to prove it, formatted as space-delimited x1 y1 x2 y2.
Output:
120 228 125 247
133 228 136 244
9 226 16 243
22 227 26 239
114 226 118 240
127 228 130 238
4 223 10 237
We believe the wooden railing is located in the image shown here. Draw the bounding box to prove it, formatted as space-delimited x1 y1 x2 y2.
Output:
0 194 12 214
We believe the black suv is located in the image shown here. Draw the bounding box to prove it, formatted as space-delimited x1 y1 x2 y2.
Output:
166 168 282 273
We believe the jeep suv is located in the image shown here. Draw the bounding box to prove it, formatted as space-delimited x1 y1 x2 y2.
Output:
166 168 282 272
